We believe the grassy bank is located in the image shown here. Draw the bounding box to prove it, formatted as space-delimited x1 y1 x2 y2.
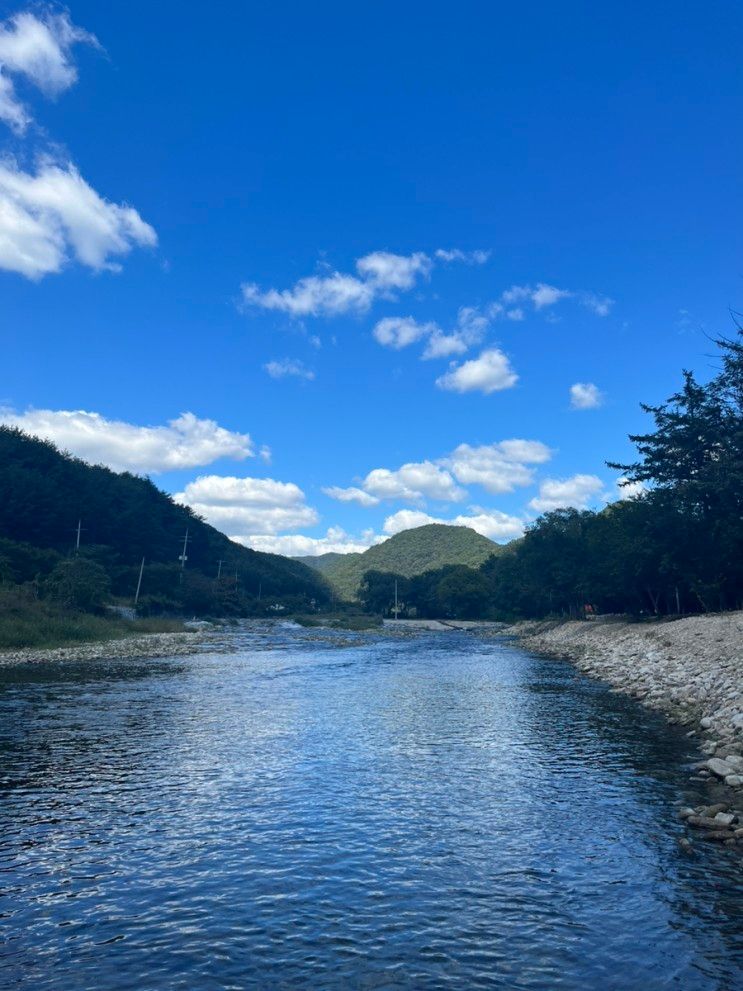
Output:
0 592 185 650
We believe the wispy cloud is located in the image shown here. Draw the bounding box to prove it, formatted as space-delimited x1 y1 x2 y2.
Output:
241 247 486 318
434 248 490 264
421 307 489 359
322 486 380 507
0 10 99 132
263 358 315 380
499 283 614 316
372 316 437 350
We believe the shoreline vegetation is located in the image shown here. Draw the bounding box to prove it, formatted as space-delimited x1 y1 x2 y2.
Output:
0 593 188 652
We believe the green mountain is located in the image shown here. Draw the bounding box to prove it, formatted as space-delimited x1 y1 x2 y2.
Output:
297 523 502 600
0 427 330 614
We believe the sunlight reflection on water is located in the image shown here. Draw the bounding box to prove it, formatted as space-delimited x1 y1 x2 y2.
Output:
0 622 741 990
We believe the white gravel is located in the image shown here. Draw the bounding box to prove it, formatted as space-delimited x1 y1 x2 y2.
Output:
0 630 211 666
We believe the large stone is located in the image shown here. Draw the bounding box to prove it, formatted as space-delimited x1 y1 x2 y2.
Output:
706 757 735 779
725 774 743 788
714 812 736 826
687 815 734 830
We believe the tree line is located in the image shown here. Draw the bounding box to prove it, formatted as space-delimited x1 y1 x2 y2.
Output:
0 428 331 616
360 332 743 620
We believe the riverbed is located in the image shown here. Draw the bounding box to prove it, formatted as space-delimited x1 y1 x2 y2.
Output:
0 621 741 990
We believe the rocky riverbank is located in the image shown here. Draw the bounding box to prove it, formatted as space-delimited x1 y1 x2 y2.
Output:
0 629 212 666
509 611 743 846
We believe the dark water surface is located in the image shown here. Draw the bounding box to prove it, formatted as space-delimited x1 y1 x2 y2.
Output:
0 623 741 990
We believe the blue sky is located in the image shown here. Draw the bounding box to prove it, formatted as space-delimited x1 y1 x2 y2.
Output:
1 1 742 555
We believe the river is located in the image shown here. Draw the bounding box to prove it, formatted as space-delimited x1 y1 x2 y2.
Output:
1 622 741 990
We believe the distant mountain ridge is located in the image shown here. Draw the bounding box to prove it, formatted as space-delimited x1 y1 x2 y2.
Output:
297 523 502 600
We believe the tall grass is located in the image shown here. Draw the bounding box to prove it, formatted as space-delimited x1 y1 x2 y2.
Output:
0 586 185 651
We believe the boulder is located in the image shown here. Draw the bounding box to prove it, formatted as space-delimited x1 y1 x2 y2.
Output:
713 812 736 826
706 757 735 779
687 815 733 830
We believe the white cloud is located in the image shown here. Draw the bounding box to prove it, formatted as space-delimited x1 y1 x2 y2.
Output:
355 250 432 289
326 437 549 507
0 408 254 473
241 526 384 557
382 509 440 533
532 284 572 310
242 250 431 318
322 486 380 507
175 474 319 536
570 382 604 410
373 316 437 350
421 306 489 360
444 440 552 493
434 248 490 264
529 474 607 513
264 358 315 380
422 329 469 359
501 283 572 310
241 247 486 319
615 476 645 500
0 159 157 278
0 11 98 132
383 508 524 543
580 292 614 316
436 348 518 394
497 284 613 317
363 461 466 503
242 271 374 318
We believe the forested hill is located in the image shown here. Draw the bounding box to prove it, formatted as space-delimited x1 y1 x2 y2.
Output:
298 524 502 600
0 428 330 613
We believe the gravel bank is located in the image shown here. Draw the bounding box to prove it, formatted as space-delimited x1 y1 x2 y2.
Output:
0 629 212 666
510 612 743 799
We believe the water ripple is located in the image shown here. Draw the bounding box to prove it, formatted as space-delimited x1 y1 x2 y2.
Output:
0 622 741 990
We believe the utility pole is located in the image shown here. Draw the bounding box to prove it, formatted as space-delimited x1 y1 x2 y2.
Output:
74 519 85 556
178 528 190 570
178 528 190 584
134 557 145 607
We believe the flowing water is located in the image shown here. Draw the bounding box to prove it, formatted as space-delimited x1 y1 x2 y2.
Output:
0 623 741 990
